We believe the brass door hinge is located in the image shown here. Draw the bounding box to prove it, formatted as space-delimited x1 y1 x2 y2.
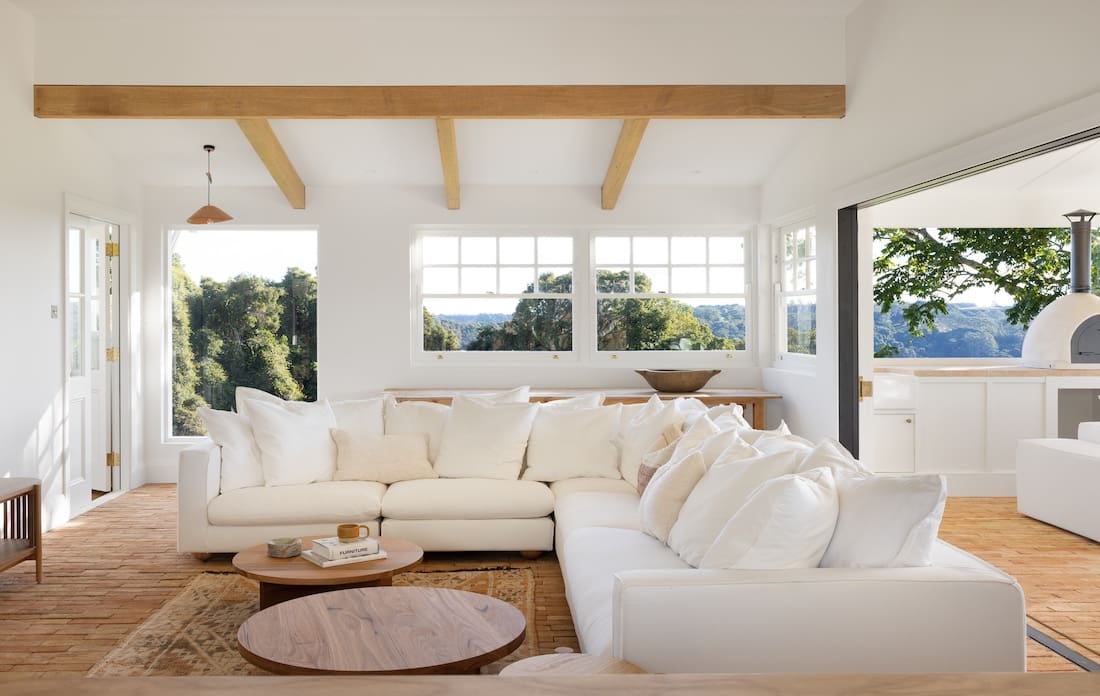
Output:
858 375 874 401
106 347 120 362
106 452 121 467
105 242 120 258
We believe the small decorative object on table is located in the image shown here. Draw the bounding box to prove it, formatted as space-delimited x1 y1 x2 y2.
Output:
635 368 721 393
266 537 301 558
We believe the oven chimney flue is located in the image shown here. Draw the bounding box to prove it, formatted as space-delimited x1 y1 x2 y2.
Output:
1067 209 1097 293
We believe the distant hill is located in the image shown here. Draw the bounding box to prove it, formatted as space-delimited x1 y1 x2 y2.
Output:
875 303 1024 358
438 313 511 349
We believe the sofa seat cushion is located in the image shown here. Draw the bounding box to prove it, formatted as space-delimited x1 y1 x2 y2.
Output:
382 479 554 520
550 477 637 499
207 481 386 526
554 492 642 549
562 527 691 656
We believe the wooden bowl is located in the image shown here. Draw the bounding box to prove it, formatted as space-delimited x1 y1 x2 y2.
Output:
635 369 721 393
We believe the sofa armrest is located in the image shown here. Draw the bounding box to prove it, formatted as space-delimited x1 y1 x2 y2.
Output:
1078 422 1100 445
611 566 1025 674
177 439 221 553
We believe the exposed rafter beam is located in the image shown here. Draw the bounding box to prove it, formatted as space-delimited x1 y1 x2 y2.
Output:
34 84 846 119
235 118 306 209
435 118 460 210
602 119 649 210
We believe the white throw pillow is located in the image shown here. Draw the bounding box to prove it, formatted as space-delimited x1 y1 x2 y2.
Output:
797 438 873 478
820 474 947 568
540 393 605 410
331 430 437 484
329 396 385 435
434 396 538 479
234 386 287 418
700 467 839 569
753 431 815 464
523 405 622 481
668 449 798 567
727 420 794 444
197 407 264 492
247 398 338 486
463 386 531 404
383 397 450 463
619 396 684 488
639 451 707 543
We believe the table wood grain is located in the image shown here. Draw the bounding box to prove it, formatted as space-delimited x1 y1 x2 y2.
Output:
237 586 526 675
232 535 422 608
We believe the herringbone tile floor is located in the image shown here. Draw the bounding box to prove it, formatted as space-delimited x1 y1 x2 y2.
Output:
0 486 1093 675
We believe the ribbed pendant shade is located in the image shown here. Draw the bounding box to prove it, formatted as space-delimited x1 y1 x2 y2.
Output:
187 144 232 224
186 204 234 224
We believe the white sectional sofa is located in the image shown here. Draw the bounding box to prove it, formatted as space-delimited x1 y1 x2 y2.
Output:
177 390 1027 673
1017 422 1100 542
553 477 1026 673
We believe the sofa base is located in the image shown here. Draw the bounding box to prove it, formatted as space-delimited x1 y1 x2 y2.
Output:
1018 438 1100 542
180 519 381 554
381 518 554 552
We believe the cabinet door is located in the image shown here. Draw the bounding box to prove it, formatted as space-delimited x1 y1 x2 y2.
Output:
866 413 916 473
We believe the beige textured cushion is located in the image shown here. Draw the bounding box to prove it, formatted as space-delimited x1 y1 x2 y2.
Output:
332 430 437 484
381 478 554 519
634 423 685 494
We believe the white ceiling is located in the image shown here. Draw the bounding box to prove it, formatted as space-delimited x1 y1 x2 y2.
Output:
945 139 1100 194
79 118 821 188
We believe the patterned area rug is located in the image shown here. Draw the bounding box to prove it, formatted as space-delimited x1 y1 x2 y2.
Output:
88 568 537 676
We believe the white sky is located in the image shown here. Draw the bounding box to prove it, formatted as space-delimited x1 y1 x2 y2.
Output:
171 228 317 282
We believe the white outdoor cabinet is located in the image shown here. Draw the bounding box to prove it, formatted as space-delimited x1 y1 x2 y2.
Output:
866 413 916 473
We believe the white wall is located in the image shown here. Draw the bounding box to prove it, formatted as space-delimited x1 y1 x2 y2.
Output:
141 184 761 481
0 0 141 529
760 0 1100 444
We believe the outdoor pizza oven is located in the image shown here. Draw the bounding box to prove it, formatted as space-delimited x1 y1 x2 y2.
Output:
1021 209 1100 368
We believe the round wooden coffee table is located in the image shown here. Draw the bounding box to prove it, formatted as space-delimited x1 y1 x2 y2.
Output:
237 586 527 675
232 535 422 609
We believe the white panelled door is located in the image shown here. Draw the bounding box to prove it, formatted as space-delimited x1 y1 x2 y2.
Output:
66 213 116 515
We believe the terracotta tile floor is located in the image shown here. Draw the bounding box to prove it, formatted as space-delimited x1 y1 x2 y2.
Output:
0 486 1094 675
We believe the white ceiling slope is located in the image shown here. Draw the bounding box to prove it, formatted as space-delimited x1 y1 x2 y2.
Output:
79 118 821 188
37 0 856 191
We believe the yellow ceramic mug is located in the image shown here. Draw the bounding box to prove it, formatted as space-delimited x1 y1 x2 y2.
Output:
337 523 371 542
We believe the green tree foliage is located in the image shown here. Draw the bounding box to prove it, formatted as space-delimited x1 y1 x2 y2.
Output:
279 268 318 398
172 261 317 434
171 254 210 436
461 270 741 352
873 227 1082 336
423 308 460 350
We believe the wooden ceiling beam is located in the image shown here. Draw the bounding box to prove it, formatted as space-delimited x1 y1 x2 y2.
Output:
34 84 845 119
435 118 461 210
235 118 306 209
602 119 649 210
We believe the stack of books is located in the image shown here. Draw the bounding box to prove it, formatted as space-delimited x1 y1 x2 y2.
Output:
301 535 388 568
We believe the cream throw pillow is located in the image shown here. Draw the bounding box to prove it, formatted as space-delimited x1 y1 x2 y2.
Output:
383 397 450 463
619 396 684 488
197 407 264 492
247 398 338 486
434 396 538 479
820 474 947 568
700 467 839 569
329 396 385 435
667 449 799 567
639 451 707 543
522 404 622 481
331 430 437 484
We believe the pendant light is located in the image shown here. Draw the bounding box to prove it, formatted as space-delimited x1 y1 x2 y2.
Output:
186 144 233 224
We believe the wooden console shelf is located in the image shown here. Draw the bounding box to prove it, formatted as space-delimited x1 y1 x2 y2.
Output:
0 478 42 583
387 388 781 429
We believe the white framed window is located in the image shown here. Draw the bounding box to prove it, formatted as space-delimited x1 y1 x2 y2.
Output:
591 232 749 363
413 227 752 366
415 231 577 362
776 222 817 359
165 226 318 441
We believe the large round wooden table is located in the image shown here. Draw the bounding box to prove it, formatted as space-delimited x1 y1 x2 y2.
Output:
232 536 422 609
237 586 527 675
